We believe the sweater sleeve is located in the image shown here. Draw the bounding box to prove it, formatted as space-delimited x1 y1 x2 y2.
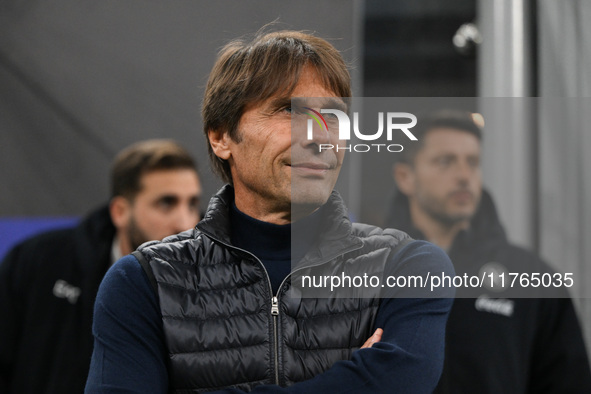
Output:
215 241 455 394
85 255 168 394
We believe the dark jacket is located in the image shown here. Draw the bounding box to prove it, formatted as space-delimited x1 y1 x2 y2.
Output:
0 206 115 394
137 185 412 392
386 190 591 393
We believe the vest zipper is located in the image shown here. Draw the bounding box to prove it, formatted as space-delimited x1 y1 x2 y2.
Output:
197 236 282 384
200 231 364 386
265 244 364 385
271 296 280 384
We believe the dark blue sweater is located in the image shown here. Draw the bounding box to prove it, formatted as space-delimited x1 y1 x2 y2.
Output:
86 207 453 393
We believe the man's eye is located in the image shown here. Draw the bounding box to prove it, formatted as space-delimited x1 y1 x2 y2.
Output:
436 157 453 167
323 113 339 125
158 201 172 209
157 198 176 210
189 197 200 211
290 106 310 115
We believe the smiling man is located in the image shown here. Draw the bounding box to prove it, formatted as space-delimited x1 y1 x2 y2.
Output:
86 31 454 394
208 72 345 224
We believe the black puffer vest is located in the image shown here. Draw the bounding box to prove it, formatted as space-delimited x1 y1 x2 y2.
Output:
137 186 410 393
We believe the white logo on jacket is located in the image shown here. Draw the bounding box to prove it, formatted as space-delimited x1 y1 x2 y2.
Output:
53 280 81 304
474 295 514 317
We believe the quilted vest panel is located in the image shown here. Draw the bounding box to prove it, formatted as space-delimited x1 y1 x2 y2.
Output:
139 225 409 393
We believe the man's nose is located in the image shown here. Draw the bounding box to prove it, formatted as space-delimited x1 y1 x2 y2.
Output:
456 160 476 182
301 118 331 147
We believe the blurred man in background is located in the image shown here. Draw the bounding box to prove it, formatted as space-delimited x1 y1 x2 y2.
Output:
388 110 591 393
0 139 202 394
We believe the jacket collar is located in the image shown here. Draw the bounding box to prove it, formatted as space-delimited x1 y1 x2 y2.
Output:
293 189 363 269
385 188 508 249
196 185 362 267
195 184 235 244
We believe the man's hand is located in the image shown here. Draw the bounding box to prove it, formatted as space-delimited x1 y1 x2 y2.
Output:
360 328 383 349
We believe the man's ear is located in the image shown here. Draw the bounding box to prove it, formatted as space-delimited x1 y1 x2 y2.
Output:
109 196 131 230
208 129 232 160
393 162 415 196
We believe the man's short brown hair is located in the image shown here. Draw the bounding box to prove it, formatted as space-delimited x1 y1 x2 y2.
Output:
202 30 352 183
110 139 198 200
399 110 483 166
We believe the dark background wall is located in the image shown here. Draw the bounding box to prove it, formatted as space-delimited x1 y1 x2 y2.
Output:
364 0 476 97
0 0 359 217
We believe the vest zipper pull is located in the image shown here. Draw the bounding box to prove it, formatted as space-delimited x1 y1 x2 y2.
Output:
271 296 280 384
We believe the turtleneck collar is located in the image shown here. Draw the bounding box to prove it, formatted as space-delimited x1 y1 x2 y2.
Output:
229 202 325 264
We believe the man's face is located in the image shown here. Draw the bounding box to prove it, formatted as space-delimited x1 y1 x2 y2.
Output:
404 128 482 226
124 169 202 251
213 66 345 223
